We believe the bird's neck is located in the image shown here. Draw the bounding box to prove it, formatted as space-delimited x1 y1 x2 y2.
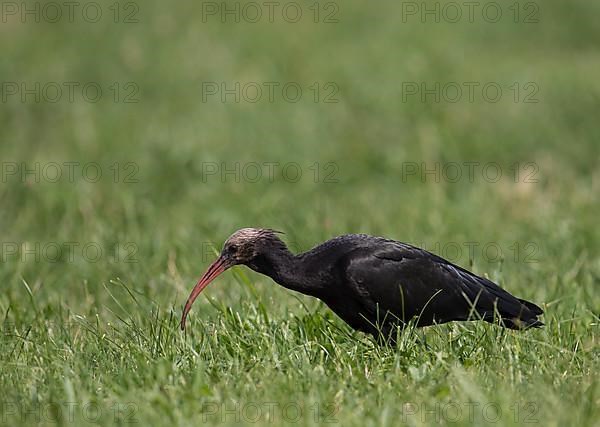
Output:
247 246 324 297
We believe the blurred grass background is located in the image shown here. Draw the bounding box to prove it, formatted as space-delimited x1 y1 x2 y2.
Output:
0 0 598 426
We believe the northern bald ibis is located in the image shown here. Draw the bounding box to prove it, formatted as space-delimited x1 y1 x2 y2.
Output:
180 228 543 344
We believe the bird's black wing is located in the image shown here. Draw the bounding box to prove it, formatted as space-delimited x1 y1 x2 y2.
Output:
340 240 543 329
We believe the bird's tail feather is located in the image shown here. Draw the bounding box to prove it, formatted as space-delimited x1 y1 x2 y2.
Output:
495 298 544 330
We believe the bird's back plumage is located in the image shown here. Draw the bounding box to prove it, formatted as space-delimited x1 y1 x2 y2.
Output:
303 235 543 340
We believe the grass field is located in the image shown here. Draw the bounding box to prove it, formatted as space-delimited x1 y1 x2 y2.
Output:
1 0 599 425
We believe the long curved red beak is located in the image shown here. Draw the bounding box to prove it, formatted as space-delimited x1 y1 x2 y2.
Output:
180 255 231 330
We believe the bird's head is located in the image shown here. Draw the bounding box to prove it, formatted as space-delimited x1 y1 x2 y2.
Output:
180 228 284 330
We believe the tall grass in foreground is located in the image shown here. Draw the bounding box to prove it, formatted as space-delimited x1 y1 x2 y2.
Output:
1 275 597 426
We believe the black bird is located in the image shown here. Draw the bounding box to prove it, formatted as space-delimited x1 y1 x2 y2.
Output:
180 228 543 343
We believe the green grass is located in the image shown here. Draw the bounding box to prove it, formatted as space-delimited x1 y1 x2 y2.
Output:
1 0 599 425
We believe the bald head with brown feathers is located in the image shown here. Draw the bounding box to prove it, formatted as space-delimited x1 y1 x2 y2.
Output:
222 228 285 264
180 228 286 329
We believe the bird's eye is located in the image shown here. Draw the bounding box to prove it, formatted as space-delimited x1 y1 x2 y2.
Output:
228 244 238 253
